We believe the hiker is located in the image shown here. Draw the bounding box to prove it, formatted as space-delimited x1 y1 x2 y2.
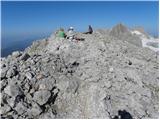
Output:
83 25 93 34
66 27 85 42
57 28 66 38
67 27 75 40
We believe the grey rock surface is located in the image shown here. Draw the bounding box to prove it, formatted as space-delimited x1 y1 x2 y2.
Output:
0 24 158 119
12 51 22 58
25 72 34 80
1 68 8 78
14 102 28 115
20 53 30 61
33 90 51 105
27 102 42 117
6 68 18 78
4 83 23 97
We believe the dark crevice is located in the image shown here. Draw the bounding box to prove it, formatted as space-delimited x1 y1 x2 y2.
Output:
128 60 132 65
112 110 133 119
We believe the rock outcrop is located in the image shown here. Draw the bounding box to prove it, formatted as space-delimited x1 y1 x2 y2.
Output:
109 23 142 47
0 24 159 119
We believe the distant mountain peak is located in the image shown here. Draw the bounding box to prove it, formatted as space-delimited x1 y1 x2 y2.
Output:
109 23 130 37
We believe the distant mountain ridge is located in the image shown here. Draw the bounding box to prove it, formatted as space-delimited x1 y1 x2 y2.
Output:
1 23 158 57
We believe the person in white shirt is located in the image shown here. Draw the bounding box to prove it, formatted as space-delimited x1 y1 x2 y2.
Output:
67 27 75 40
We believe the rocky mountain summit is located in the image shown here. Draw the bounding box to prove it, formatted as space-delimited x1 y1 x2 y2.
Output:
0 24 159 119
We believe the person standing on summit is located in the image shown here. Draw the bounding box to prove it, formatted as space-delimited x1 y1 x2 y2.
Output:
84 25 93 34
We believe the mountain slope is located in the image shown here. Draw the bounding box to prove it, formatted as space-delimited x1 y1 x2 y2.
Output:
0 24 159 119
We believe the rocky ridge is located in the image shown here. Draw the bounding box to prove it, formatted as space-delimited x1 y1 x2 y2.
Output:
0 24 159 119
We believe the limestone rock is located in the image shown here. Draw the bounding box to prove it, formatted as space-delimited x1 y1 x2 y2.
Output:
12 51 22 58
1 68 8 78
14 102 27 115
20 53 30 61
33 90 51 105
1 24 158 118
25 72 34 80
0 104 11 114
36 77 56 91
6 68 18 78
28 102 42 117
4 83 23 97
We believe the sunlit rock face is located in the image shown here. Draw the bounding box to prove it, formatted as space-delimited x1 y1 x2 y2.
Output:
1 24 159 119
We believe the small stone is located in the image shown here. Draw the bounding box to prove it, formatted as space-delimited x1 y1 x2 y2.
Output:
25 72 33 80
1 63 6 68
42 57 50 63
6 68 18 78
29 78 37 86
39 84 46 90
105 81 112 88
0 80 8 90
1 68 8 79
14 102 27 114
0 104 11 114
4 84 23 97
30 60 36 64
26 93 33 101
18 74 26 81
52 88 59 94
36 74 44 80
29 88 35 94
12 51 22 58
52 66 55 70
24 82 31 90
7 97 15 108
37 77 56 90
29 102 42 117
20 53 30 61
109 67 114 72
33 90 51 105
0 93 2 102
19 60 24 65
39 109 55 119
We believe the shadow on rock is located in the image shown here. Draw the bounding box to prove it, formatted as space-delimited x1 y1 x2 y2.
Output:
113 110 133 119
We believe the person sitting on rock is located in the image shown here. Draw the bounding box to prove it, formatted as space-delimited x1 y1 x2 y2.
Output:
66 27 85 42
58 28 66 38
83 25 93 34
66 27 75 40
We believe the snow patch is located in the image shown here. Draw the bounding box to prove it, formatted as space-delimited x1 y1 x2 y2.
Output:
141 38 159 52
131 30 143 35
131 30 159 52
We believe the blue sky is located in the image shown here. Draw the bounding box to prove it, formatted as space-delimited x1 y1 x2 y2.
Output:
1 1 159 43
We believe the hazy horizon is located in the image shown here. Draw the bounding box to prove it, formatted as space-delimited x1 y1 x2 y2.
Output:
1 1 159 56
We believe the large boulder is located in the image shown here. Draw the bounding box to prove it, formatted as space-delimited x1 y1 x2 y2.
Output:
27 102 42 117
6 68 18 78
20 53 30 61
12 51 22 58
33 90 51 105
1 68 8 79
4 83 23 97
